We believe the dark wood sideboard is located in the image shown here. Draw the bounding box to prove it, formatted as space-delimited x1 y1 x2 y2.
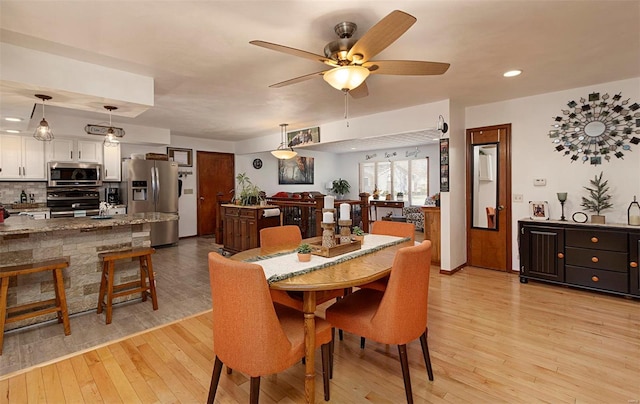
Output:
221 204 281 254
519 219 640 297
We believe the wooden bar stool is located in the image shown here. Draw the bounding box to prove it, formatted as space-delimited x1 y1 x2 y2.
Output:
0 258 71 355
97 247 157 324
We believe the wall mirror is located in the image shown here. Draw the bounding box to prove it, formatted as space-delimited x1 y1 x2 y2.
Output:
472 144 498 229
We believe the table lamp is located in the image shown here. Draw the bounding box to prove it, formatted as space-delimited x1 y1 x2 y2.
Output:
557 192 567 221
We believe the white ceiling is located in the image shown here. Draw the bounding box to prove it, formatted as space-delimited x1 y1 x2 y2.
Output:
0 1 638 146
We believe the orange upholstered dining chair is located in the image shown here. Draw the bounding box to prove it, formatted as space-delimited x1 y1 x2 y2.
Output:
260 225 343 310
325 241 434 404
207 252 333 403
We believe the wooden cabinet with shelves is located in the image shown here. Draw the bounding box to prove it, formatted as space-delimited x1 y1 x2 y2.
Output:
0 135 46 180
519 220 640 298
421 206 441 265
221 204 281 254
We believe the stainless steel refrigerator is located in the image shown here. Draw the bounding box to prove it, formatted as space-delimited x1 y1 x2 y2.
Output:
121 159 179 246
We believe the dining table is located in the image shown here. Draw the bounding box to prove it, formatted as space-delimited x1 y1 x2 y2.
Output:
231 235 413 403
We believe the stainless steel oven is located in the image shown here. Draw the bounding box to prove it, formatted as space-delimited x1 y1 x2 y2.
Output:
48 162 102 187
47 188 100 218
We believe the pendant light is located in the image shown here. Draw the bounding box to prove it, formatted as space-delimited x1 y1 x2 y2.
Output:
33 94 54 141
103 106 120 147
271 123 297 159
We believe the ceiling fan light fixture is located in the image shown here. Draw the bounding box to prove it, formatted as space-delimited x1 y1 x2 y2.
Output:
503 69 522 77
323 65 370 91
33 94 54 141
271 123 298 160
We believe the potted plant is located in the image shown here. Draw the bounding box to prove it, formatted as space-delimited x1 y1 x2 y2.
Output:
580 171 613 224
396 192 404 201
351 226 365 243
296 243 312 262
236 172 263 206
372 185 380 200
331 178 351 199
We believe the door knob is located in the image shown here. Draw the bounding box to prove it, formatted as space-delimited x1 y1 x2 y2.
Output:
497 205 505 211
200 197 205 201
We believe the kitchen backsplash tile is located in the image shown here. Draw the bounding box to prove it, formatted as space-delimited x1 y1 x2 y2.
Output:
1 182 47 204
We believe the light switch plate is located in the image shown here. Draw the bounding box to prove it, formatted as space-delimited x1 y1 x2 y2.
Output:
513 194 524 202
184 188 194 194
533 178 546 186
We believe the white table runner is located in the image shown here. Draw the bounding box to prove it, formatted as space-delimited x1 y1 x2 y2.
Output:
244 234 409 283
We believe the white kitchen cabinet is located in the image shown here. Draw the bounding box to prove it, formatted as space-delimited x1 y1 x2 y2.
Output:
0 135 46 180
47 138 103 164
103 143 121 181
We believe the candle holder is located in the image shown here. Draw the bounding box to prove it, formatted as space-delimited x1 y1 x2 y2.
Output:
321 222 336 248
338 219 352 244
557 192 567 221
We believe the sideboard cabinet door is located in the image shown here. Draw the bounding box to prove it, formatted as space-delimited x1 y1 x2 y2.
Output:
630 233 640 296
519 223 565 283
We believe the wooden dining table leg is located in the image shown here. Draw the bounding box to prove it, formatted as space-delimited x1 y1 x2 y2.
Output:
303 290 317 404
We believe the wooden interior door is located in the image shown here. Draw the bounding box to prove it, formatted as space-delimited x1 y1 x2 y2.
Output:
197 151 234 238
466 124 512 271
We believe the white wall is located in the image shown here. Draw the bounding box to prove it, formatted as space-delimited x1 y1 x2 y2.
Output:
466 77 640 271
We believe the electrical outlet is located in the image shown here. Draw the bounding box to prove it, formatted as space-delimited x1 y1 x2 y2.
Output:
513 194 524 203
533 178 546 186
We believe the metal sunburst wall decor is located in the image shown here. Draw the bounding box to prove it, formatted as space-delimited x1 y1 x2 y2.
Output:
548 92 640 165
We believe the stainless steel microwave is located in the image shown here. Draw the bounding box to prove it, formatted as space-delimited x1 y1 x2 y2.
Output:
48 162 103 187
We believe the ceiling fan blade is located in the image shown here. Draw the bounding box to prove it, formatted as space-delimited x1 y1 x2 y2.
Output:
349 82 369 98
269 70 330 88
250 40 335 65
364 60 450 75
347 10 416 63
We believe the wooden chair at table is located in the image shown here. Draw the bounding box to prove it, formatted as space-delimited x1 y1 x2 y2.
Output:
325 241 434 404
259 225 344 310
207 252 333 403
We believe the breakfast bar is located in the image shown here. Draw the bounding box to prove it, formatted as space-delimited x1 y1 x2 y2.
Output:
0 213 178 330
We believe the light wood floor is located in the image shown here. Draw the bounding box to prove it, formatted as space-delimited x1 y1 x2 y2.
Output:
0 259 638 402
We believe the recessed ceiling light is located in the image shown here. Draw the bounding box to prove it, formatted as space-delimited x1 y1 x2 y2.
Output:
4 117 23 122
6 129 21 133
503 70 522 77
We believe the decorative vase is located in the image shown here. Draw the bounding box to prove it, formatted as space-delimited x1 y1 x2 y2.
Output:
297 253 311 262
352 235 364 243
591 215 605 224
435 199 440 207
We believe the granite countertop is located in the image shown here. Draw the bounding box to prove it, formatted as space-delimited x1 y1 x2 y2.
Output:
0 212 178 236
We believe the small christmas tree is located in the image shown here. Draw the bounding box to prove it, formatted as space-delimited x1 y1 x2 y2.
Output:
580 171 613 215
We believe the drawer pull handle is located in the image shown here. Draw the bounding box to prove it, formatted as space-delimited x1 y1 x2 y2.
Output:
591 237 598 243
557 253 564 259
631 261 638 268
591 276 599 282
591 256 599 263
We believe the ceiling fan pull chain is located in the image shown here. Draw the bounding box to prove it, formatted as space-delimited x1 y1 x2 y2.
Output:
344 90 350 127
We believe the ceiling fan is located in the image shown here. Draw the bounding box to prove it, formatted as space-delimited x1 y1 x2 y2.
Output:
250 10 450 99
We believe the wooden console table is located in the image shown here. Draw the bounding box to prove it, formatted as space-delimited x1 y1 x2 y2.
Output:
421 207 441 265
370 199 404 221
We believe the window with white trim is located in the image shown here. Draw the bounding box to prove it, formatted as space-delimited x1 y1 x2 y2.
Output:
359 158 429 206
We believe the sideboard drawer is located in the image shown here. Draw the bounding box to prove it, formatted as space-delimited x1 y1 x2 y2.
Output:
565 265 628 293
565 229 627 252
224 207 240 217
565 247 628 272
239 210 258 219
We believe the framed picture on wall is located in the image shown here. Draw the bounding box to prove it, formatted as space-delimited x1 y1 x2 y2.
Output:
278 156 314 184
439 138 450 192
287 127 320 147
529 201 550 220
167 147 193 167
